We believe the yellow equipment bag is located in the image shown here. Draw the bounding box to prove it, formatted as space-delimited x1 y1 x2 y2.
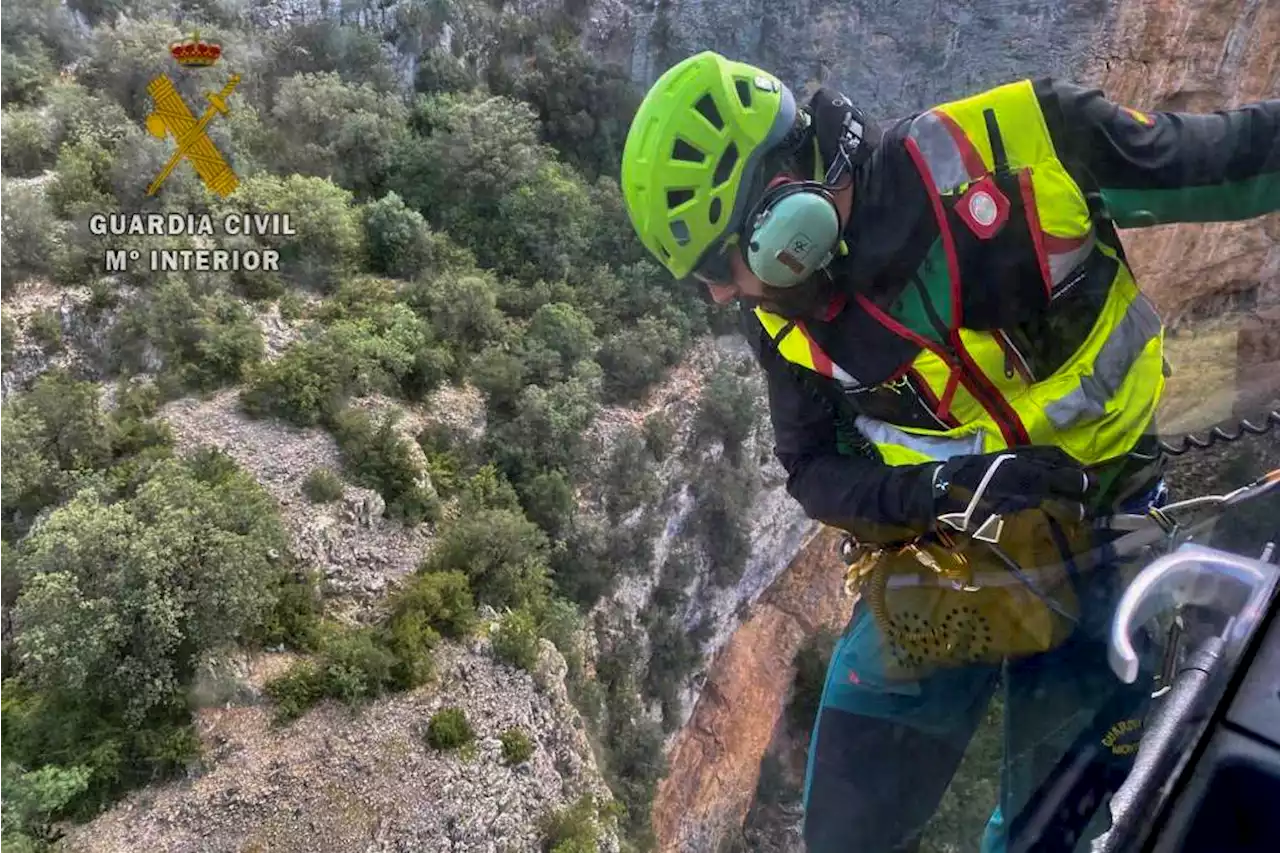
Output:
845 509 1100 681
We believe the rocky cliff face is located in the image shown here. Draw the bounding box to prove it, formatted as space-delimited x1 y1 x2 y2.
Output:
650 526 852 852
586 0 1115 109
1079 0 1280 327
582 335 815 735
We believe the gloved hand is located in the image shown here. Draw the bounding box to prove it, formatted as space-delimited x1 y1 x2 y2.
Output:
930 447 1095 536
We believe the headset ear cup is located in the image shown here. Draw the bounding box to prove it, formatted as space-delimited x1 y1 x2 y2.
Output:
744 183 842 288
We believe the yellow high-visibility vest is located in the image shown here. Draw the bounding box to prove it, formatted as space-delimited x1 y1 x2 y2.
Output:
755 80 1165 469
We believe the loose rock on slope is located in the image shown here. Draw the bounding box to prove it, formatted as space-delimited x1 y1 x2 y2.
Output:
60 640 620 853
160 391 431 616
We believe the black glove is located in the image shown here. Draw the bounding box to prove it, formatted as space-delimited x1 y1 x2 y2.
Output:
930 447 1095 535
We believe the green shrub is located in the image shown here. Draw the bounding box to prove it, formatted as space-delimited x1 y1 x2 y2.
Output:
265 626 402 723
2 34 58 107
319 627 399 703
402 270 508 367
269 72 409 197
417 421 485 501
380 606 439 690
606 513 660 577
604 431 659 520
220 174 365 294
245 283 450 424
458 465 523 514
122 280 265 390
254 570 324 652
469 345 528 413
26 309 62 353
1 761 93 846
492 38 639 180
422 507 550 610
788 628 839 736
391 570 477 639
265 659 326 723
492 608 540 671
331 407 440 525
426 706 474 751
597 316 688 403
690 457 758 587
541 793 606 853
486 379 600 485
2 310 17 362
242 336 358 426
537 597 585 676
644 612 703 731
1 182 64 288
388 93 547 252
697 364 759 454
526 302 597 368
302 467 344 503
414 47 476 96
278 290 307 322
500 727 534 765
47 137 114 217
364 191 434 279
550 520 616 607
1 108 56 176
263 18 400 95
642 413 677 462
518 468 575 538
4 441 291 819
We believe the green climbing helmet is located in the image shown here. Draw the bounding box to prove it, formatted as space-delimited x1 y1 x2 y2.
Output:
621 51 799 281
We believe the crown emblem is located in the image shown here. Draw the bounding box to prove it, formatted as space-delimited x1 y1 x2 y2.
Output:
169 30 221 67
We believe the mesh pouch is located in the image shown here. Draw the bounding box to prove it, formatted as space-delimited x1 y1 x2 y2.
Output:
846 509 1099 681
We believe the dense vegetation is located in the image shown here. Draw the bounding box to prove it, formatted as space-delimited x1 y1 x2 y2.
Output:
1 372 321 845
0 2 769 850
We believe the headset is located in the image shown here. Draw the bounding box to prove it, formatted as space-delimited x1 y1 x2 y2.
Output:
739 92 876 290
742 177 845 289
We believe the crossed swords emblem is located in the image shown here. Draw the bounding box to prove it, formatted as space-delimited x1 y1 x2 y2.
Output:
144 73 241 197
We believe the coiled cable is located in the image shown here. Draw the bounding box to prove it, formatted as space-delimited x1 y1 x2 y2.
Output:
1157 409 1280 457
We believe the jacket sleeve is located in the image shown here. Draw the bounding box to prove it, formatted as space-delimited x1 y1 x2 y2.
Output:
742 309 939 538
1034 78 1280 227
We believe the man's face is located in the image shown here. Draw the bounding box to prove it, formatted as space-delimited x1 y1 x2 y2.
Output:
700 249 769 305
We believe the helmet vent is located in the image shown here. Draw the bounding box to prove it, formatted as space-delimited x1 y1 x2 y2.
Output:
672 139 706 163
735 79 752 108
709 197 722 224
713 143 739 187
670 220 691 245
667 189 695 209
695 95 724 130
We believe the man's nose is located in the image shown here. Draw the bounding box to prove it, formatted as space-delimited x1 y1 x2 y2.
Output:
707 282 739 304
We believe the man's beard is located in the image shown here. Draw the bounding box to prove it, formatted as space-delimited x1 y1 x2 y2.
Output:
754 273 839 319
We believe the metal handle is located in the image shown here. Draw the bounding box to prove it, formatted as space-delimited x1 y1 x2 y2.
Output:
1109 544 1276 684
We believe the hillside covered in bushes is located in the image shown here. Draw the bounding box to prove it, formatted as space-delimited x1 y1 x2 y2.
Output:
0 2 779 851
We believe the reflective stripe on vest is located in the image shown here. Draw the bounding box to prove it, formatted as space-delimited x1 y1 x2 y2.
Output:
907 106 1095 290
1042 292 1162 429
754 307 858 385
854 415 985 465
